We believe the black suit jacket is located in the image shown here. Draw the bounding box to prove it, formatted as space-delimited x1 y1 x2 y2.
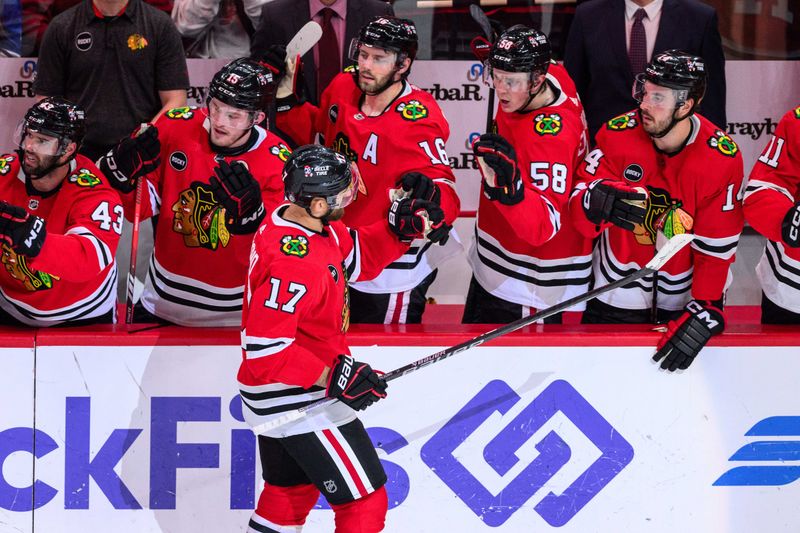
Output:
564 0 726 139
251 0 393 105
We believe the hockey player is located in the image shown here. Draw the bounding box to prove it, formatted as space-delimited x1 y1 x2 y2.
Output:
463 25 591 324
744 105 800 324
98 58 293 326
0 98 122 326
569 50 744 371
275 16 460 324
239 145 445 533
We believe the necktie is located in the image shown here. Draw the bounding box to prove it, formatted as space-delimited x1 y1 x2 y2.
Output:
317 8 340 101
629 8 648 77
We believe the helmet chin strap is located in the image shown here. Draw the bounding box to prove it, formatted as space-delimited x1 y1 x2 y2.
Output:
644 106 689 139
514 74 547 114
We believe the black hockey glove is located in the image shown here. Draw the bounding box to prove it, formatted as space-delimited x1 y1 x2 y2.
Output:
781 201 800 248
0 202 46 257
652 300 725 372
582 179 647 231
98 125 161 194
472 133 523 205
258 44 286 79
399 172 441 204
326 355 388 411
389 198 450 245
209 160 266 234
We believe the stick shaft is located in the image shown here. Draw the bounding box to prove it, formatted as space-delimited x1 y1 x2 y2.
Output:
125 178 143 325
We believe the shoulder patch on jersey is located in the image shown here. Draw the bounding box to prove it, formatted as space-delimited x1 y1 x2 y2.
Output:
794 106 800 119
344 65 357 73
281 235 309 258
270 143 292 162
533 113 562 136
0 155 15 175
69 168 102 188
607 112 638 131
166 106 195 120
707 130 739 157
396 100 428 121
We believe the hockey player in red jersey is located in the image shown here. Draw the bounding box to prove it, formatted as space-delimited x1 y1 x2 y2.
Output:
569 50 744 371
97 58 293 326
744 106 800 324
275 17 460 324
0 98 122 326
463 25 591 324
239 145 446 533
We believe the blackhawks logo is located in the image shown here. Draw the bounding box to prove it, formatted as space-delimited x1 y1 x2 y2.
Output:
281 235 309 258
0 155 14 175
707 130 739 157
655 203 695 240
69 168 101 188
396 100 428 121
534 113 562 136
794 106 800 119
166 107 194 120
171 182 230 250
1 245 59 292
127 34 149 51
270 143 292 162
607 112 638 131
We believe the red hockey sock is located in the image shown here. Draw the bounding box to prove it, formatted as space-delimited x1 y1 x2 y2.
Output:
254 482 318 529
330 485 388 533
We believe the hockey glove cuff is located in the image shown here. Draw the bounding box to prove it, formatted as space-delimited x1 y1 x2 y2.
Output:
653 300 725 372
399 172 441 204
98 125 161 194
582 179 647 230
209 160 266 234
389 198 450 245
326 355 388 411
0 202 46 257
781 201 800 248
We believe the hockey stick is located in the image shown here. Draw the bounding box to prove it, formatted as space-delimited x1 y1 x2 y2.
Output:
125 124 150 325
470 4 496 132
250 234 695 435
286 20 322 59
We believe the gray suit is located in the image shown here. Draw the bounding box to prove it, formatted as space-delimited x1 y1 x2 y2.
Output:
251 0 393 105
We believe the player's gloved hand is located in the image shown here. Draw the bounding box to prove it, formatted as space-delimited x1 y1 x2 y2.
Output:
0 202 46 257
582 179 647 230
652 300 724 372
781 201 800 248
258 44 286 78
326 354 388 411
388 198 450 245
98 125 161 194
399 172 441 204
472 133 523 205
209 160 265 234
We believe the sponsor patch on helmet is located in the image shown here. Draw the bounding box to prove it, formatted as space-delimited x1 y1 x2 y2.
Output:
281 235 309 258
396 100 428 121
166 107 194 120
533 113 562 136
69 168 101 188
707 130 739 157
607 112 638 131
270 143 292 162
0 155 14 175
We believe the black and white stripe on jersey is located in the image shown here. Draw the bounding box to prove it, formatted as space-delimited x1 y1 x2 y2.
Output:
241 333 293 359
384 241 433 270
743 179 794 203
0 267 117 323
239 383 326 417
147 180 161 215
344 228 361 281
691 234 739 261
597 235 692 295
148 256 243 312
68 226 113 269
765 240 800 291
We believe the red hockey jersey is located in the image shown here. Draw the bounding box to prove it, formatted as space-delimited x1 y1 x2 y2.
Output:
279 72 461 294
469 64 593 310
0 154 121 325
570 111 745 311
744 106 800 313
237 205 408 436
119 107 291 326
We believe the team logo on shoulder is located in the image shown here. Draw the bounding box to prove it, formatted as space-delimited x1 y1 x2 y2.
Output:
1 245 59 292
127 34 149 51
707 130 739 157
344 65 356 73
328 264 339 283
281 235 309 258
270 143 292 162
166 107 194 120
607 112 637 131
534 113 562 136
69 168 101 188
794 106 800 119
0 155 15 175
396 100 428 121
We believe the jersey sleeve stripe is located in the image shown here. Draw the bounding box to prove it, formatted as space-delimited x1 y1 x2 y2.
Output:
242 335 294 359
744 179 795 202
345 229 362 281
691 234 740 260
147 179 161 215
67 226 112 268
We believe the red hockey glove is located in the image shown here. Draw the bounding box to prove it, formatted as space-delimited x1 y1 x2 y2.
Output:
389 198 450 245
98 125 161 194
472 133 523 205
0 202 46 257
209 160 266 234
326 355 388 411
399 172 441 204
582 179 647 231
781 201 800 248
653 300 725 372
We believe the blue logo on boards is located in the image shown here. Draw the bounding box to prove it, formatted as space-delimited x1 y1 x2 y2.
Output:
421 379 634 527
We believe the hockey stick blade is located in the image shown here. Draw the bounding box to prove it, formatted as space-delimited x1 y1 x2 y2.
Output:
250 234 695 435
286 21 322 58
